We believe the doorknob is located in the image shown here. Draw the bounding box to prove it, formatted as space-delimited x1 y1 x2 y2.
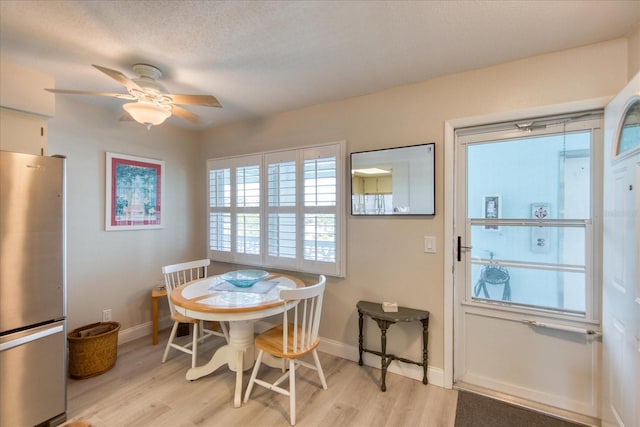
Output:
457 236 472 262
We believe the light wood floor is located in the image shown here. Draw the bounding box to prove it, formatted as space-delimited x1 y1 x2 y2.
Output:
63 330 458 427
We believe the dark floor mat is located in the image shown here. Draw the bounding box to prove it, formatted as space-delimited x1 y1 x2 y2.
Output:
454 390 587 427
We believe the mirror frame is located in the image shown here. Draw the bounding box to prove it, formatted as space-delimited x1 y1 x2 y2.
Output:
350 143 435 216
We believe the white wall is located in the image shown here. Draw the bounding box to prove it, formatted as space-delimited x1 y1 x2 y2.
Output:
628 26 640 78
0 61 55 117
199 38 630 375
47 96 204 333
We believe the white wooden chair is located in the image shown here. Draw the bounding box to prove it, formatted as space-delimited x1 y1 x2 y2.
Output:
243 275 328 425
161 259 229 368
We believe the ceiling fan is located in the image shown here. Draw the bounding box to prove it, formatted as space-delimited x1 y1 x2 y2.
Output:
45 64 222 129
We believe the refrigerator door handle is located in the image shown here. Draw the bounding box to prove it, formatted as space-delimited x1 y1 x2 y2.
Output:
0 324 64 351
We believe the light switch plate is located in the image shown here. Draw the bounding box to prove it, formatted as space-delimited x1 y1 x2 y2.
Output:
424 236 436 253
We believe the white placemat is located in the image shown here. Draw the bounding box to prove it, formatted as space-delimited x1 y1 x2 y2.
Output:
211 280 280 294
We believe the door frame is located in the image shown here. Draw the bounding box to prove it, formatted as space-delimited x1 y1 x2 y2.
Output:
443 97 611 389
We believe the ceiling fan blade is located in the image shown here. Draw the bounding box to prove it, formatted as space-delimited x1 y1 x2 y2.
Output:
45 88 136 100
167 94 222 108
92 64 142 93
171 105 200 123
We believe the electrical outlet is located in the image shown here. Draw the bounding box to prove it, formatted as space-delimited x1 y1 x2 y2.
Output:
102 309 112 322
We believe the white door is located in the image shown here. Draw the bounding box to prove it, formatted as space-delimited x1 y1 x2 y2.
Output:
453 113 603 421
601 72 640 427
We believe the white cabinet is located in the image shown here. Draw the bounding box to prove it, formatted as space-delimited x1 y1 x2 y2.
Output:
0 61 54 155
352 176 365 194
363 176 392 194
0 108 47 155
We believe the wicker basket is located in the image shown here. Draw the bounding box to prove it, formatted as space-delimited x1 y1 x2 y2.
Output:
67 322 120 379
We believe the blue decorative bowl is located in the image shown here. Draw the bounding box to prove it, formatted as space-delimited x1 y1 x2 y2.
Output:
222 270 269 288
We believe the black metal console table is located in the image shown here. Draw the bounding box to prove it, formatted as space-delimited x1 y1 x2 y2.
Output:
357 300 429 391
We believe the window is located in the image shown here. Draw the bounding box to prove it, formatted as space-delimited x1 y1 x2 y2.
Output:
207 142 346 277
457 112 602 318
616 98 640 155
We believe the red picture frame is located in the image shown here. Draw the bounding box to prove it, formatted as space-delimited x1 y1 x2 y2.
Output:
105 152 165 230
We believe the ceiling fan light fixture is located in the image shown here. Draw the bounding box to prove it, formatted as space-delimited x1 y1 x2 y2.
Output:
123 102 171 129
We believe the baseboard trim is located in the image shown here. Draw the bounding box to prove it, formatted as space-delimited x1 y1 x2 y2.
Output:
318 336 444 388
116 322 445 389
118 317 172 345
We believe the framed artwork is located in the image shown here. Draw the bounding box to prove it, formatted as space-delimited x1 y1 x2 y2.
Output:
105 152 165 231
483 195 501 230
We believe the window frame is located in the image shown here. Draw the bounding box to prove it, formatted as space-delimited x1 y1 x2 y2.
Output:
207 141 346 277
456 114 603 322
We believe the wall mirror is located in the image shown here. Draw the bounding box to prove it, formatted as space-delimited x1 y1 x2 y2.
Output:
350 143 435 215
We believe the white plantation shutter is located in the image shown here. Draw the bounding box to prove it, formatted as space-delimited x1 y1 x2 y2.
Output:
301 147 339 273
208 142 345 277
304 155 337 207
304 214 336 262
209 211 231 252
235 163 261 258
268 213 296 258
266 151 298 269
208 167 231 253
207 155 262 265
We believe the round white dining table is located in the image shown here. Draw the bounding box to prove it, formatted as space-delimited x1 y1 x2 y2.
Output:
170 272 304 408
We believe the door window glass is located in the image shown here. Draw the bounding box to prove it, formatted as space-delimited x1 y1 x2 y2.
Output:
464 123 598 315
616 98 640 155
467 132 591 220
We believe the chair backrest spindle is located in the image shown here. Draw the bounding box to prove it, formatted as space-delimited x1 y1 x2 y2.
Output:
279 275 326 356
162 259 210 315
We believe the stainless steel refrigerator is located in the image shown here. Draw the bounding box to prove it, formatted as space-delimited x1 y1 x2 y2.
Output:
0 151 67 426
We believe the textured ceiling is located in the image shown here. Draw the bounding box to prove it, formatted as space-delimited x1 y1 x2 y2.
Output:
1 0 639 130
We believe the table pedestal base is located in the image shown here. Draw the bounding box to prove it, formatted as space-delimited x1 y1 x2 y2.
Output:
185 320 255 407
